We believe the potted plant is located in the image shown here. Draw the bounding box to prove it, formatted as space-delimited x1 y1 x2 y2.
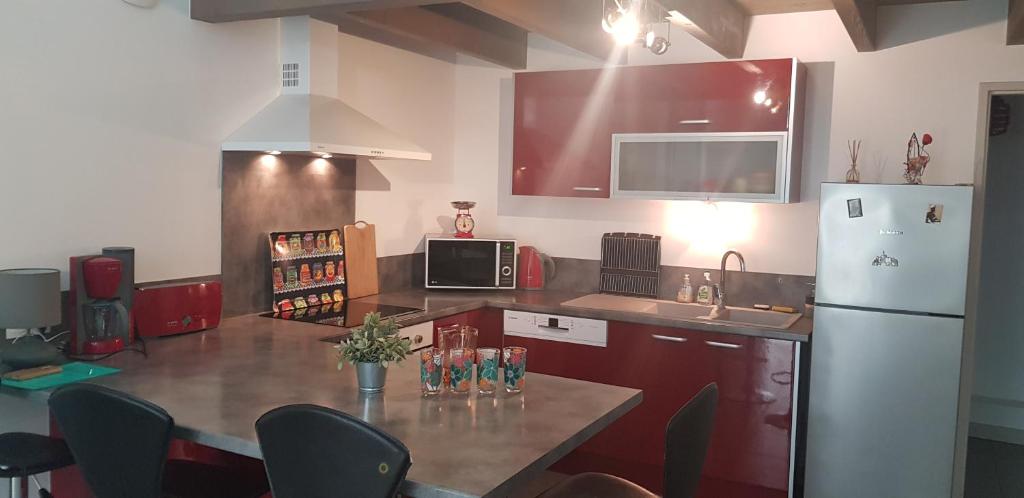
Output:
336 312 412 393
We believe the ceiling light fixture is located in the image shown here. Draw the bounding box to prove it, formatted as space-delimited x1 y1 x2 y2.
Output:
320 153 333 159
266 150 282 155
602 0 671 54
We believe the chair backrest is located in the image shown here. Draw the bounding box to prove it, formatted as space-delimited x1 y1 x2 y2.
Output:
255 404 412 498
664 382 719 498
48 383 173 498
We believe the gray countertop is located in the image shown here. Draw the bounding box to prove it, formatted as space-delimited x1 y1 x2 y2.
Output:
358 289 813 343
1 314 641 498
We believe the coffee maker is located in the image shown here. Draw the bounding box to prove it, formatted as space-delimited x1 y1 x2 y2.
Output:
69 247 135 355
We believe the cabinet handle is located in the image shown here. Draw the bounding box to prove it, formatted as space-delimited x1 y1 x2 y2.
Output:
678 119 711 125
705 340 742 350
572 186 602 192
537 325 570 333
652 334 687 343
413 335 424 344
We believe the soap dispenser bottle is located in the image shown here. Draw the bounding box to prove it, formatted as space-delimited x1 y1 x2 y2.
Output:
696 271 713 305
677 274 694 303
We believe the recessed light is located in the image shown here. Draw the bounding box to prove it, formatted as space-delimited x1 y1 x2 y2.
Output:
320 153 333 159
266 150 282 155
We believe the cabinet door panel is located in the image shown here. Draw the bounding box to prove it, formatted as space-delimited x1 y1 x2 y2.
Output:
614 60 793 133
700 332 795 493
512 70 615 198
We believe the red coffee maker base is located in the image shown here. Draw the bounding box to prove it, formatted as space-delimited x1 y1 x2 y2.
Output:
82 337 125 355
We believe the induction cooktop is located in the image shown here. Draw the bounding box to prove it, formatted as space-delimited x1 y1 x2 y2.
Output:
260 300 423 333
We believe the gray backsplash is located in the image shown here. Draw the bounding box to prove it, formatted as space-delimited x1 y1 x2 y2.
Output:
376 253 814 311
221 152 356 317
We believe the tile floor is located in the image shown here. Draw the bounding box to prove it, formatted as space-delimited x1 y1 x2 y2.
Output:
966 437 1024 498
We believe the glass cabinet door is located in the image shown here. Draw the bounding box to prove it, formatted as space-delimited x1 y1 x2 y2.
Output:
611 132 790 202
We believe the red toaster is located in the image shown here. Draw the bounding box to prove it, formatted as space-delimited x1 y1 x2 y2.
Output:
134 281 223 337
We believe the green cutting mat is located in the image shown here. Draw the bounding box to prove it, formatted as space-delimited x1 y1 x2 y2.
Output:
0 362 120 390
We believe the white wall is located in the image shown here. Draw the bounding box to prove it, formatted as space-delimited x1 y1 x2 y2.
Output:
971 94 1024 436
453 0 1024 276
337 33 458 257
0 0 279 288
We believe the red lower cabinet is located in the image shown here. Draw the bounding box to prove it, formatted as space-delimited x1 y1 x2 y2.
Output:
522 322 797 497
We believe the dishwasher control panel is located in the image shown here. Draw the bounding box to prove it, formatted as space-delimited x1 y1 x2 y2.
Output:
504 310 607 347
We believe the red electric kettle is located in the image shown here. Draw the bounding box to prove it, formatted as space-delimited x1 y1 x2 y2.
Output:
518 246 556 290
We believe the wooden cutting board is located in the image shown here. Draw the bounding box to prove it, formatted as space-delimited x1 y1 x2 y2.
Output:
343 221 379 299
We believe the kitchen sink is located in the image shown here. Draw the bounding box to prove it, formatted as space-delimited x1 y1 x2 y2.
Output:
561 294 802 330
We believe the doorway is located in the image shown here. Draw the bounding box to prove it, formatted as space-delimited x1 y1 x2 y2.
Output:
964 87 1024 498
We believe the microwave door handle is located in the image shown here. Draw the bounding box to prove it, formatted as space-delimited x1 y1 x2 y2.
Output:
495 242 501 288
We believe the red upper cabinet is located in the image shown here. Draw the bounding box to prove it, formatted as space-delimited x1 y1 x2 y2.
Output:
614 59 795 134
512 59 805 201
512 69 617 198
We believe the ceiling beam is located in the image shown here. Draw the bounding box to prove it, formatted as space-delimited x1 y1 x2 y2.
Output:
832 0 877 52
324 12 458 65
1010 0 1024 45
654 0 750 59
462 0 626 63
190 0 451 23
344 5 528 68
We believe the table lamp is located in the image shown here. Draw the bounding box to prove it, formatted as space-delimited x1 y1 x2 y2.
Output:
0 268 61 340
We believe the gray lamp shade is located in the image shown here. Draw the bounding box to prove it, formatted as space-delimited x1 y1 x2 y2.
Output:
0 269 62 329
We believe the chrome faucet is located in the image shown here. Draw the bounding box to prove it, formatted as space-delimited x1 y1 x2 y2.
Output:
709 250 746 319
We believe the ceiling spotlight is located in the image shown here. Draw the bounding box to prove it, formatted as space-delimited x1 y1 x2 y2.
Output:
320 153 333 159
648 36 670 55
644 29 656 47
609 10 641 45
753 90 767 105
266 150 282 156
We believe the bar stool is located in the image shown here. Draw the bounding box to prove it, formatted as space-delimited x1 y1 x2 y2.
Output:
255 404 412 498
0 432 74 498
47 383 269 498
540 383 719 498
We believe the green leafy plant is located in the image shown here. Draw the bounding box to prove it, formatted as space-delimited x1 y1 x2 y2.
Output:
335 312 412 370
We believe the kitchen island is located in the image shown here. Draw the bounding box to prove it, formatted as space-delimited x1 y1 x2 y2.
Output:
0 314 641 498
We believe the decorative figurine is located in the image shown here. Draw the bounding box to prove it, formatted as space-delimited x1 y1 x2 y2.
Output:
903 132 932 185
846 139 862 183
451 201 476 238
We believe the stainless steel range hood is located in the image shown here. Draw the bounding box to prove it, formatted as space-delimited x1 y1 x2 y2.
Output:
222 17 431 161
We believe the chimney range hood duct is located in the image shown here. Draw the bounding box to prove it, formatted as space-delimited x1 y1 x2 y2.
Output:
222 17 431 161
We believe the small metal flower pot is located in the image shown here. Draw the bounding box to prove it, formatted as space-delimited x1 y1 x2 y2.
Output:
356 362 388 393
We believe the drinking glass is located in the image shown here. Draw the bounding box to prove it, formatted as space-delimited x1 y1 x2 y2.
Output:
437 325 460 388
503 346 527 393
475 348 500 394
448 348 475 394
419 348 443 396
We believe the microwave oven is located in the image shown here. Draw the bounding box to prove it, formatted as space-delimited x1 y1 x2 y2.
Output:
425 235 517 289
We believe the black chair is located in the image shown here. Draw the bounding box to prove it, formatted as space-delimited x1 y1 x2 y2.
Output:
255 404 412 498
540 383 719 498
48 383 268 498
0 432 74 498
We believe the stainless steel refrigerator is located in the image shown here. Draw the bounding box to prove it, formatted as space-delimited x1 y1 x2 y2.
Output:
806 183 973 498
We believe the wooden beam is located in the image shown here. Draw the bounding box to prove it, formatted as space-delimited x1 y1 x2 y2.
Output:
346 5 528 68
191 0 452 23
1010 0 1024 45
323 12 459 65
462 0 626 63
832 0 877 52
654 0 750 59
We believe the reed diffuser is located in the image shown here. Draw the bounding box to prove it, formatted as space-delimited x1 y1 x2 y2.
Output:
846 139 862 183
